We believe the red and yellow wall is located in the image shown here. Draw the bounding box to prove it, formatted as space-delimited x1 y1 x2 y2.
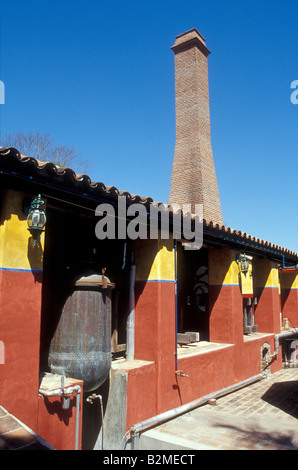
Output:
0 190 44 429
280 271 298 328
254 258 281 333
125 243 282 430
208 247 243 345
1 189 297 445
127 237 176 427
0 189 81 449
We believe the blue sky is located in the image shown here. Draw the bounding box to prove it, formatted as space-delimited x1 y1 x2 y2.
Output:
0 0 297 253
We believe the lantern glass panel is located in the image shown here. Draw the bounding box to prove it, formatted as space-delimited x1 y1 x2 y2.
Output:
241 259 249 273
27 210 46 229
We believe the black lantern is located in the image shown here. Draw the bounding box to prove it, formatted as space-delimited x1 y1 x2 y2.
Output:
237 253 250 274
240 257 249 274
26 194 46 246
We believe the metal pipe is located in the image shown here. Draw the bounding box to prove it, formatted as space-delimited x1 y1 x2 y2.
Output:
122 242 127 270
61 376 70 410
74 388 81 451
99 395 104 450
282 255 298 270
174 240 178 373
129 373 264 450
86 393 104 449
269 329 298 358
126 264 136 361
39 384 82 450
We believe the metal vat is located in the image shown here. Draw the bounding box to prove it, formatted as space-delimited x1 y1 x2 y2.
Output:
48 273 114 392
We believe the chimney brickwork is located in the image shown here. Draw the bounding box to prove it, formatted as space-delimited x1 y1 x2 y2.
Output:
169 29 223 225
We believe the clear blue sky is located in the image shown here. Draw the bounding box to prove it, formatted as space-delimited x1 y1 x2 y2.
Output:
0 0 297 253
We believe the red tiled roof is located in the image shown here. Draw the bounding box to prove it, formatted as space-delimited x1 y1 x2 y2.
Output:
0 146 154 206
0 146 297 260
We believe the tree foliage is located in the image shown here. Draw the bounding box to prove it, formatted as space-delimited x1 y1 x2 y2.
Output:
0 131 88 173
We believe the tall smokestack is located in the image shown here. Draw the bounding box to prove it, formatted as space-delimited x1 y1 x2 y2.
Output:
169 28 223 225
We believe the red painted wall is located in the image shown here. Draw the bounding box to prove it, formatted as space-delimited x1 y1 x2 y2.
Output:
255 287 281 333
126 330 281 430
37 386 83 450
126 362 157 430
209 285 243 345
133 280 178 417
0 269 87 450
126 266 285 430
281 289 298 328
135 281 176 364
0 269 42 430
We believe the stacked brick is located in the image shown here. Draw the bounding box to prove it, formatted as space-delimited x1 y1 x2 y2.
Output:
169 29 223 226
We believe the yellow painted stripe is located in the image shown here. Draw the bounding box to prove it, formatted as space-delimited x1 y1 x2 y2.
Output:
0 190 44 271
254 258 280 289
135 237 175 282
280 272 298 290
240 260 253 296
208 248 239 286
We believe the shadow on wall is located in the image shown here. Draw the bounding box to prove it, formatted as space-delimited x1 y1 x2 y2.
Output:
177 244 209 339
41 395 77 426
253 259 274 312
27 236 44 283
133 238 173 306
81 377 110 450
0 188 44 280
280 273 297 319
208 247 241 315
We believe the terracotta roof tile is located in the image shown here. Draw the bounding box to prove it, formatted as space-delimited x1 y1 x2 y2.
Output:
0 146 297 260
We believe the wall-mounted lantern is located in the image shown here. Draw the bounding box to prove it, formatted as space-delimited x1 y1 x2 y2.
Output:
26 194 46 246
237 253 251 274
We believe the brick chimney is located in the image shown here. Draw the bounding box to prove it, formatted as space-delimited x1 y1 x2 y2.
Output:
169 28 223 225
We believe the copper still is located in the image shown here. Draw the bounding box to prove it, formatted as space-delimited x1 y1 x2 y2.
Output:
48 272 114 392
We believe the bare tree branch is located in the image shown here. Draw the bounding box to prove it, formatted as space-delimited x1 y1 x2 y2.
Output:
0 131 89 174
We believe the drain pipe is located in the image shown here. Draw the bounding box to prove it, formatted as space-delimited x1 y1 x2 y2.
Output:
269 329 298 359
129 373 264 450
39 383 82 450
86 393 104 449
122 242 127 270
174 240 178 373
281 255 298 271
126 262 136 361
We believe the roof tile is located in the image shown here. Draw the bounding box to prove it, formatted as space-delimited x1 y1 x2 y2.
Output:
0 147 297 260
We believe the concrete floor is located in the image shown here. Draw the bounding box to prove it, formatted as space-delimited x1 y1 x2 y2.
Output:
0 406 53 450
139 368 298 450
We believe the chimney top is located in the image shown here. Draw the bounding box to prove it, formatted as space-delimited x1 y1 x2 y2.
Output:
171 28 211 57
169 28 223 225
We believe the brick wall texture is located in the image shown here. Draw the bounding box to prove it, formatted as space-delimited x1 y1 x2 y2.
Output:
169 29 223 225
